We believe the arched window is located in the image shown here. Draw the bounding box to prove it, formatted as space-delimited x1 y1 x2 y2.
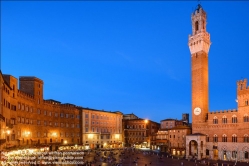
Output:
232 115 238 123
213 116 218 124
213 134 218 142
232 134 237 142
206 135 209 142
245 151 249 159
244 134 249 142
222 134 227 142
245 100 248 106
222 116 227 124
244 114 249 122
232 151 237 158
195 21 199 33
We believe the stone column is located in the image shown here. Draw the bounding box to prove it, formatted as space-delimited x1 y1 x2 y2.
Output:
198 145 201 160
203 144 206 159
186 142 189 159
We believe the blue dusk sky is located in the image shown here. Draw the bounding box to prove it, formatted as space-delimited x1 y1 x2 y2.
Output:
1 1 249 123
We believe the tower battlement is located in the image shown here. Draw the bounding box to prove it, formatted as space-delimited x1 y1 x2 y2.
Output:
237 79 248 90
189 4 210 55
210 109 237 114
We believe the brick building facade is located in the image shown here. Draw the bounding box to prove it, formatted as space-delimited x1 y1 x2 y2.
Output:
156 114 191 154
0 74 81 150
123 115 160 149
186 4 249 162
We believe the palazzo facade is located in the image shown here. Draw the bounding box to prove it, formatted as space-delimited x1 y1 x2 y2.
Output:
0 74 81 151
186 5 249 162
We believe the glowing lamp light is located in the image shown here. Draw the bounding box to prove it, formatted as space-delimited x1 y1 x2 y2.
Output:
24 131 30 137
64 140 68 144
6 130 11 135
115 134 120 139
88 134 93 139
145 119 148 123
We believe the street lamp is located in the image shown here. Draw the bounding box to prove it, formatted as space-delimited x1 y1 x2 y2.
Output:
5 129 11 149
25 131 30 137
6 130 11 135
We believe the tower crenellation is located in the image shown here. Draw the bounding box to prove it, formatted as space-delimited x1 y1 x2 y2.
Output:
189 5 211 56
237 79 248 90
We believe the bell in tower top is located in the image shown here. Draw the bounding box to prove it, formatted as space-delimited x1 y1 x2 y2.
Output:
188 4 211 55
191 4 207 35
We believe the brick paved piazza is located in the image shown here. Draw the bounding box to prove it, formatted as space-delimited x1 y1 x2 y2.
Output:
82 148 249 166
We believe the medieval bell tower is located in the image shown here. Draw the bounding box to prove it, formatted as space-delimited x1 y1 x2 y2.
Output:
189 4 211 129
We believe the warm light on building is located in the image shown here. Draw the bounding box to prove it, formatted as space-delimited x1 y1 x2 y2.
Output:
88 134 93 139
115 134 120 139
24 131 30 137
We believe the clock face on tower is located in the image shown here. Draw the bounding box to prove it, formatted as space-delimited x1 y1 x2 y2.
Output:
194 107 202 115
